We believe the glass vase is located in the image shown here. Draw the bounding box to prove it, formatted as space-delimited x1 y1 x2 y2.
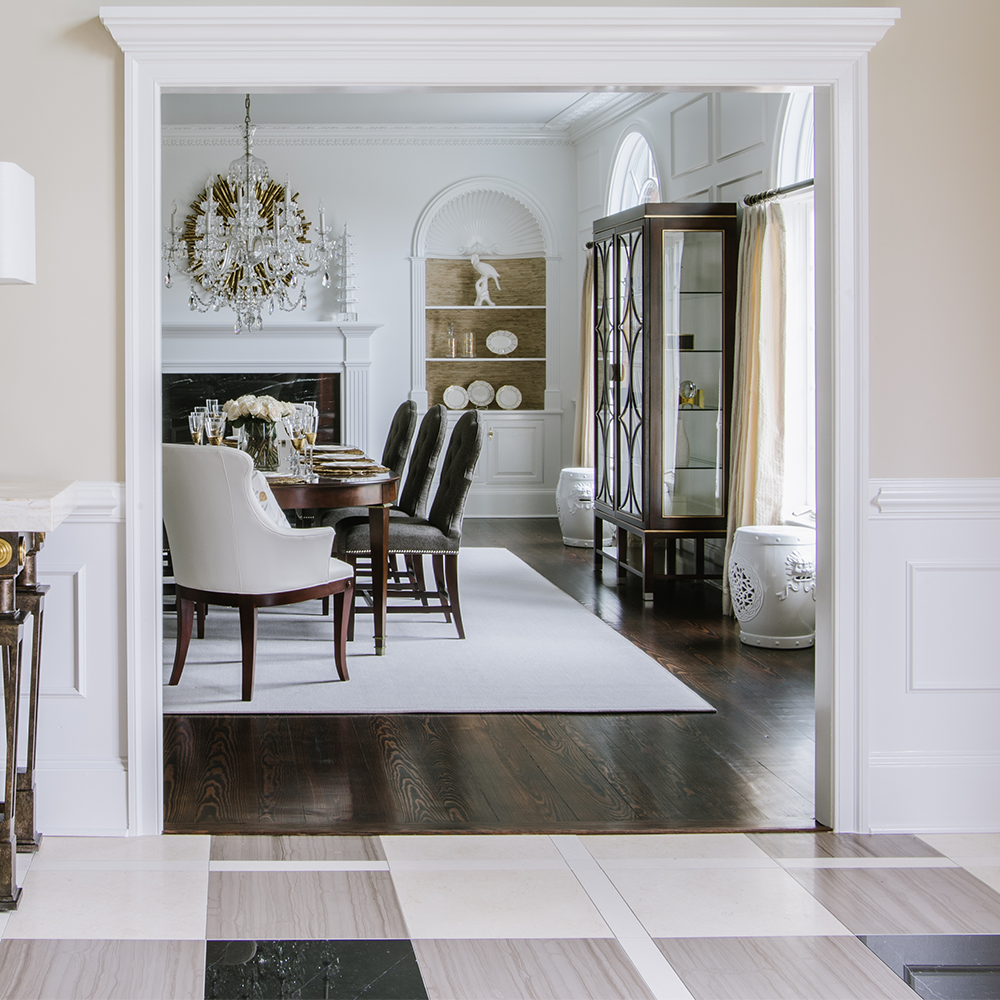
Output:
241 418 279 472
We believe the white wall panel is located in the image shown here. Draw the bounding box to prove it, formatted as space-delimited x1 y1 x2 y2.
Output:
718 93 765 160
867 478 1000 831
30 484 128 835
670 95 712 177
908 563 1000 691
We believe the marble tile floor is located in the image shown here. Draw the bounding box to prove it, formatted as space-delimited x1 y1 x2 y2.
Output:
1 832 1000 998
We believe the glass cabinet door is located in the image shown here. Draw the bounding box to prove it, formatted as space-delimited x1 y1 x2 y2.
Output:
616 230 644 519
593 238 614 509
662 229 724 517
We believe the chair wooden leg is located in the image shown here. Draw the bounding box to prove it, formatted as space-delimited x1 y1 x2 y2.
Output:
238 599 258 702
411 555 428 606
347 555 358 641
321 596 330 617
431 555 452 623
169 597 194 686
333 586 351 681
444 554 465 639
196 602 206 639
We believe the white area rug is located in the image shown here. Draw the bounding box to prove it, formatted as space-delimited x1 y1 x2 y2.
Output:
162 547 714 714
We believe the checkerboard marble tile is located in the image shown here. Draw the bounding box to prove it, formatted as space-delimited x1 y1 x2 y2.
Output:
1 831 998 998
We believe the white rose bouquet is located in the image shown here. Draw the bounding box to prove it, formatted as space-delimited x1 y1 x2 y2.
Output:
223 394 296 471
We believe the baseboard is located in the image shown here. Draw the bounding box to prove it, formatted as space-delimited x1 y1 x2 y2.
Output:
464 488 557 518
36 758 129 836
868 754 1000 832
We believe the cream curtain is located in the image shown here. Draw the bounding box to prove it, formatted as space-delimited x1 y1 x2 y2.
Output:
722 201 787 614
572 248 595 467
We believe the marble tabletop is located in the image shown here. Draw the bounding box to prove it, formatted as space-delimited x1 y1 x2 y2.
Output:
0 481 78 531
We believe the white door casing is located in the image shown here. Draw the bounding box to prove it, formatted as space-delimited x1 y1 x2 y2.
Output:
100 5 898 836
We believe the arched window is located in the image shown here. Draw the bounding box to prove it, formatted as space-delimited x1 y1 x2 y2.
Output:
775 91 814 188
607 131 660 215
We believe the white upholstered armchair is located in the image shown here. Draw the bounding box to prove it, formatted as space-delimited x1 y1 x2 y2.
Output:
162 443 354 701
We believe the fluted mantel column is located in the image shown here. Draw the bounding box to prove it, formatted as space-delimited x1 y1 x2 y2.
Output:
338 323 383 455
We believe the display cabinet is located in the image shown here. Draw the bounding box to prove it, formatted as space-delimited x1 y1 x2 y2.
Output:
592 202 739 599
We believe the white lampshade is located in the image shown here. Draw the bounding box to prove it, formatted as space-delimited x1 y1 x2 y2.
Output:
0 162 36 285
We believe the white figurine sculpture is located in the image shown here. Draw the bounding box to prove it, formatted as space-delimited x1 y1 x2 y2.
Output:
470 254 501 307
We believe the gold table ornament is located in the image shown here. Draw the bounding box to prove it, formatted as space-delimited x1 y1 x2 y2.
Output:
0 481 77 910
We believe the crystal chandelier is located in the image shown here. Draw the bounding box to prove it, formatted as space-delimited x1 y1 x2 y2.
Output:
162 94 337 334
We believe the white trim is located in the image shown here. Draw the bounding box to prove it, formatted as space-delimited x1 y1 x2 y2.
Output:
36 566 88 698
100 5 898 836
871 478 1000 518
412 176 557 258
64 482 123 524
870 751 1000 768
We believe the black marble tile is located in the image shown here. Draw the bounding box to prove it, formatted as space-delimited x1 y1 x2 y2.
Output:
204 939 428 1000
860 934 1000 999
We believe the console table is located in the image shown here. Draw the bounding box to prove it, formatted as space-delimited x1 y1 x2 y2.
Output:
0 481 77 909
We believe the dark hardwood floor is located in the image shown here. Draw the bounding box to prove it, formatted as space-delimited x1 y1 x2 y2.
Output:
163 518 818 834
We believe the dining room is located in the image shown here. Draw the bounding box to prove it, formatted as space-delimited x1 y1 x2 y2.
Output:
156 85 819 838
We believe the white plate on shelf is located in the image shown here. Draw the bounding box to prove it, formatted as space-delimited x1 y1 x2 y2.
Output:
486 329 518 355
443 384 469 410
495 384 522 410
467 380 495 407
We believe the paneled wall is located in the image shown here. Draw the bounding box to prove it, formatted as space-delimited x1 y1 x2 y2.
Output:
866 480 1000 832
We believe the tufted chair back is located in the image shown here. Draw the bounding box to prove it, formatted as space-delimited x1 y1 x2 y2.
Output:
381 400 418 480
396 404 448 518
162 444 336 595
427 409 485 540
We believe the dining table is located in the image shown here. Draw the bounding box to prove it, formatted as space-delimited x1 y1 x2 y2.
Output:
269 472 399 655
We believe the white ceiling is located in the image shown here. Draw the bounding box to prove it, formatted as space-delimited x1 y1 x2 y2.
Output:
162 92 603 126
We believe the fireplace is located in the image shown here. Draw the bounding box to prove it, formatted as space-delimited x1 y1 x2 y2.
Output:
162 372 341 444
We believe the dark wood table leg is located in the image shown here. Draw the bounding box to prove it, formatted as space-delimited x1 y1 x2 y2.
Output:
0 611 24 910
369 503 391 656
14 585 47 854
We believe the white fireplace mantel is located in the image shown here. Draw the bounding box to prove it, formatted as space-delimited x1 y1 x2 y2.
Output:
162 321 381 453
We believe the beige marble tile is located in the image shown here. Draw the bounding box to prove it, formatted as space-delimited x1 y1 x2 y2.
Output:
749 832 943 860
207 870 407 939
606 868 850 938
787 866 1000 934
37 835 210 864
210 834 385 862
381 835 564 862
391 870 612 939
4 871 208 940
965 867 1000 894
581 834 769 861
415 939 656 1000
655 936 919 999
0 939 204 1000
919 833 1000 858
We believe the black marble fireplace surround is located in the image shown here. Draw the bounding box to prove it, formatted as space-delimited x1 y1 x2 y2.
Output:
162 372 341 445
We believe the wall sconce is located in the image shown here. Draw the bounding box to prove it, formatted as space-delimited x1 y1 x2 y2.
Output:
0 162 36 285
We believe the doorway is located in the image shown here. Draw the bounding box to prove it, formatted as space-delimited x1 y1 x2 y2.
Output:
102 5 893 836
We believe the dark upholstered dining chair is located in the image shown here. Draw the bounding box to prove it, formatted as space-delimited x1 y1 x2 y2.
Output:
318 404 447 530
162 444 354 701
333 409 484 639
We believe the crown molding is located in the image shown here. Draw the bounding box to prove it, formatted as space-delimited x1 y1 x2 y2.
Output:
566 92 664 143
162 123 571 147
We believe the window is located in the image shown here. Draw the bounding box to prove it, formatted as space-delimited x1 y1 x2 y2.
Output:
607 131 660 215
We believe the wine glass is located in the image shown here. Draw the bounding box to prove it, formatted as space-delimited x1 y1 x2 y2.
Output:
303 402 319 480
205 413 226 446
188 411 204 445
283 414 304 474
206 398 220 415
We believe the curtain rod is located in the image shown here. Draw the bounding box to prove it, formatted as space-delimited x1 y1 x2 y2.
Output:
743 178 814 207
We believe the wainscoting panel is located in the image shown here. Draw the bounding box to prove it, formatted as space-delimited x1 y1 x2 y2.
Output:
867 479 1000 832
29 483 129 836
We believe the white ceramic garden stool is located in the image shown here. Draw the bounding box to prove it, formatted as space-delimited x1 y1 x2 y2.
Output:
556 468 614 548
728 525 816 648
